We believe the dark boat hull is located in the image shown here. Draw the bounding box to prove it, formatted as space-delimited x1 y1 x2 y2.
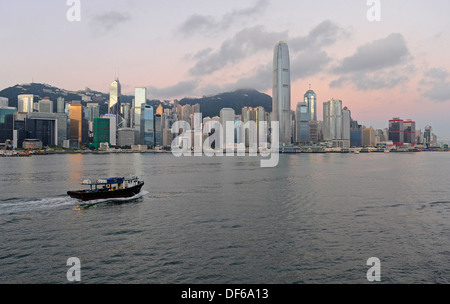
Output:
67 182 144 201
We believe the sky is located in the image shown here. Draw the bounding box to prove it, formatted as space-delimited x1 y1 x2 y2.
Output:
1 0 450 140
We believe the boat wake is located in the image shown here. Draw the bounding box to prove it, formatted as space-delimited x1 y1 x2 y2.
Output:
0 191 149 215
75 190 149 209
0 195 75 216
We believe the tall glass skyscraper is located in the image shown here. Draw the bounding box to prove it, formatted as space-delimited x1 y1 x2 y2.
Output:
109 79 121 115
134 87 146 137
272 41 291 146
296 102 309 143
304 88 317 121
141 104 154 147
323 99 343 141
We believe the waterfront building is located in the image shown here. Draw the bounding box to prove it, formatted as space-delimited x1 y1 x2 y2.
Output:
0 106 17 144
220 108 235 148
140 104 154 147
18 95 34 114
389 118 404 146
93 117 110 149
272 41 291 146
69 102 83 148
362 126 376 147
103 114 117 146
403 119 416 145
134 87 147 136
296 102 309 143
118 128 136 147
120 103 131 127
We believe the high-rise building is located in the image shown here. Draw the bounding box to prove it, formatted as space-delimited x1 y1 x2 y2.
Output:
120 103 131 127
304 87 317 121
93 117 110 149
154 114 162 146
389 118 404 146
134 87 147 136
403 119 416 145
57 97 65 113
86 103 100 122
141 104 154 147
38 98 53 113
220 108 235 148
342 107 351 141
296 102 309 143
272 41 291 146
118 128 136 147
362 126 376 147
109 79 121 115
0 97 8 107
69 102 83 148
103 114 117 146
18 95 34 114
323 99 343 141
0 106 17 144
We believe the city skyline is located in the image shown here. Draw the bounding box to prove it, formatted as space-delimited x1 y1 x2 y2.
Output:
1 1 450 139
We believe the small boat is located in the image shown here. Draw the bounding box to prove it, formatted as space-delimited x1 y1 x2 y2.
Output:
67 176 144 201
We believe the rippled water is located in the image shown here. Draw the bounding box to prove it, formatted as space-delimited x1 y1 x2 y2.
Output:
0 152 449 283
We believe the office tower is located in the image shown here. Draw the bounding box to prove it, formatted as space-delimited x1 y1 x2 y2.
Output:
156 104 164 116
18 95 34 113
86 103 100 122
154 114 162 146
134 87 146 134
0 97 8 107
296 102 309 143
389 118 404 145
120 103 131 127
0 106 17 143
342 107 351 141
424 125 432 144
69 102 83 148
309 120 319 143
109 79 121 115
256 106 266 147
38 98 53 113
220 108 235 148
181 104 192 124
118 128 136 147
362 127 376 147
304 87 317 121
323 99 343 141
403 119 416 144
103 114 117 146
272 41 291 146
93 117 110 149
141 104 154 147
350 120 363 147
57 97 65 113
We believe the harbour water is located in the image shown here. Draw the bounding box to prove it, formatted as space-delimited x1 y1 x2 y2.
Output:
0 152 449 283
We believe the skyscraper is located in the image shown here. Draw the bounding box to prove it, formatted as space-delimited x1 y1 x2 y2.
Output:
295 102 309 143
323 99 343 141
141 104 155 147
38 98 53 113
134 87 147 139
109 79 121 115
389 118 404 145
272 41 291 146
304 87 317 121
18 95 34 114
69 102 83 148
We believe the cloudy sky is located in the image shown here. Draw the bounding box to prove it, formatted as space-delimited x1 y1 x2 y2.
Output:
1 0 450 139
